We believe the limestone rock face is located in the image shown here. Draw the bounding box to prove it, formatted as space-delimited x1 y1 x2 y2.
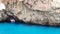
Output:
23 0 52 11
0 0 8 21
0 10 8 21
51 0 60 9
0 0 60 26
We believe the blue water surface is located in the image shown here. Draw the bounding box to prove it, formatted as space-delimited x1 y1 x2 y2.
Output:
0 22 60 34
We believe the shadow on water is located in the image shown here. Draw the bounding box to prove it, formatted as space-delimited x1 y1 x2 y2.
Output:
0 21 60 28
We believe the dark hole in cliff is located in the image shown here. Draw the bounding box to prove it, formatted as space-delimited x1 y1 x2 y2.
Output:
0 15 25 24
0 10 25 24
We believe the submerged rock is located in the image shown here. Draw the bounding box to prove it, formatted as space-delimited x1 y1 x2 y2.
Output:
0 0 60 26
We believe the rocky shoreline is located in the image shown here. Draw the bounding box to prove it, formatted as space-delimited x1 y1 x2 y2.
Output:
0 0 60 26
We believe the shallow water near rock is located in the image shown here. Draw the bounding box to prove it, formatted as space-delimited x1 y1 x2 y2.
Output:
0 22 60 34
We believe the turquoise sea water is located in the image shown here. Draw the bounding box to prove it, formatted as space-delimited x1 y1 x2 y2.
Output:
0 22 60 34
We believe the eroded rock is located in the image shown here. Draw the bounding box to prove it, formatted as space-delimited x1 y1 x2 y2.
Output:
51 0 60 9
0 0 60 26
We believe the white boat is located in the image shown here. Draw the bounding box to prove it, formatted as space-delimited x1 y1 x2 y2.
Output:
10 19 15 23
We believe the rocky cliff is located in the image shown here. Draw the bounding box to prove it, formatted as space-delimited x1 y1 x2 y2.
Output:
0 0 60 26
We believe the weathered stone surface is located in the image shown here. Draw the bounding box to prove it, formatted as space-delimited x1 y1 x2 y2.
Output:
0 0 7 21
51 0 60 9
23 0 52 11
0 0 60 26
